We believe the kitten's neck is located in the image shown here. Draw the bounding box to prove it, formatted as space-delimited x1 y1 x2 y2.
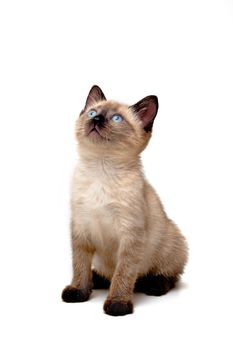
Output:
78 154 143 176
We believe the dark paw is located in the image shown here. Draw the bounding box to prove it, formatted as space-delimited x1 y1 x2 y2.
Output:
92 270 110 289
61 285 91 303
104 299 133 316
144 284 170 296
135 274 177 296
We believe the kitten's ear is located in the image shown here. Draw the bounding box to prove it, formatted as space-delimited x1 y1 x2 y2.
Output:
84 85 106 110
130 96 159 132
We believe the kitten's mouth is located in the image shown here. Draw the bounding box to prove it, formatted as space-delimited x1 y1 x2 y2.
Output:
86 123 111 141
87 126 103 138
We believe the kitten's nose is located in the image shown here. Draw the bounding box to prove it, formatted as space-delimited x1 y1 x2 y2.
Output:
93 114 105 126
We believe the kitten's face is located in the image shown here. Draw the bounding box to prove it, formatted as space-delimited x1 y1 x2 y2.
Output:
76 86 158 157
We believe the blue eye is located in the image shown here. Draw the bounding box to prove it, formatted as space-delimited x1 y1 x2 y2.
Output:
88 110 97 118
111 115 123 123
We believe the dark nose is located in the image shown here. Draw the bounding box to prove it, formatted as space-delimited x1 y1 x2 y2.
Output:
93 114 105 126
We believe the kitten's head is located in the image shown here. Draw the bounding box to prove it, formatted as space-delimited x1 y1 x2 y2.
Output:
76 85 158 158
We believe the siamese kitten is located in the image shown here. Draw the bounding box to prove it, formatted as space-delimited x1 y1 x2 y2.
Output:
62 86 188 316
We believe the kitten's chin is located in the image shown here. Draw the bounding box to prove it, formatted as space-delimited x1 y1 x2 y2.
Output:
77 134 106 150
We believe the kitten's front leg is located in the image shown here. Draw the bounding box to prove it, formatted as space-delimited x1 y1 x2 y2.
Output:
62 225 94 303
104 235 143 316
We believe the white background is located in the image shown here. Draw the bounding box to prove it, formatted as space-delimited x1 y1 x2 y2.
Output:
0 0 232 349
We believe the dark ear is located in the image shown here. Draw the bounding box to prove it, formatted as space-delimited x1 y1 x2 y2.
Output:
130 95 159 132
84 85 106 111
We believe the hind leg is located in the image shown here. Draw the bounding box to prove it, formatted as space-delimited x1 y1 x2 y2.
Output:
134 273 178 296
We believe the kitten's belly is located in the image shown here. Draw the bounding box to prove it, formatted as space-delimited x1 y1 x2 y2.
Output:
92 252 116 279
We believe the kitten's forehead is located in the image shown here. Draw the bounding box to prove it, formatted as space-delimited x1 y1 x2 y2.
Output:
93 100 128 114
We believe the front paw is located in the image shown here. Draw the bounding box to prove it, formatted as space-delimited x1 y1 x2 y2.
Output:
61 285 91 303
103 298 133 316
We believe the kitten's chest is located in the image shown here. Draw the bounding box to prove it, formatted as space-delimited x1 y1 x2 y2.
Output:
82 180 113 207
71 163 143 237
73 176 119 232
77 171 118 207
